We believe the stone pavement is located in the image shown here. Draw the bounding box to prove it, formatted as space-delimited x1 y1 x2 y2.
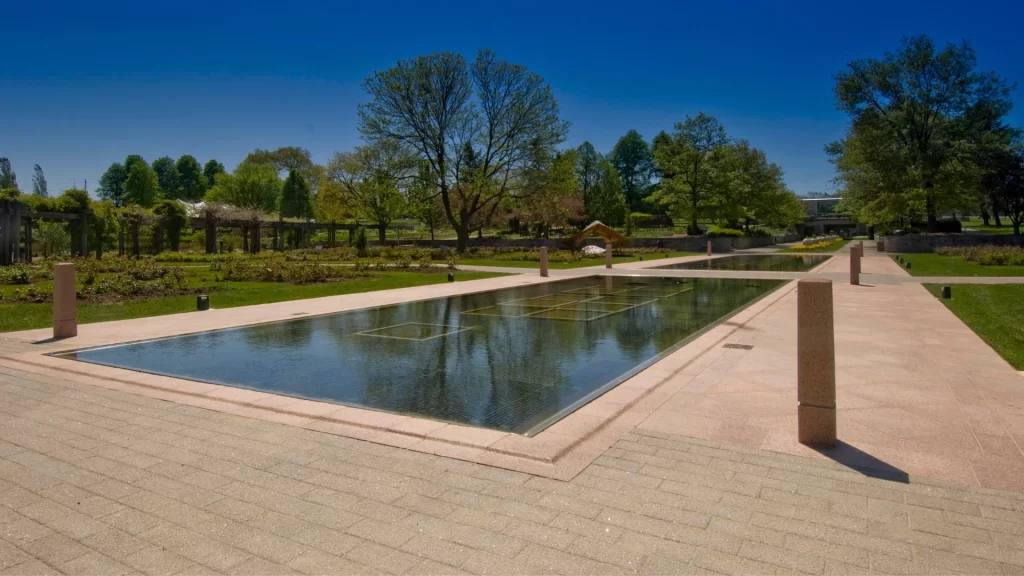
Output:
2 365 1024 576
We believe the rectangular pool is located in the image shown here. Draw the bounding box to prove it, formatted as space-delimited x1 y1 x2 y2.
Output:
655 254 830 272
57 275 784 435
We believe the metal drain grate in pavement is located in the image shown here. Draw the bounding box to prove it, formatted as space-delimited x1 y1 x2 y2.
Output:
723 343 754 350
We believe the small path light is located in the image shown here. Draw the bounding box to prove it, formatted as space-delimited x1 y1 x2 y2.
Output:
448 273 455 282
197 294 210 311
941 286 952 299
906 261 912 270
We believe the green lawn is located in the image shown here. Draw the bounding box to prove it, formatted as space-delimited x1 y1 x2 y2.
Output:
925 284 1024 369
893 254 1024 277
960 218 1019 236
0 270 502 333
777 239 850 253
457 251 699 269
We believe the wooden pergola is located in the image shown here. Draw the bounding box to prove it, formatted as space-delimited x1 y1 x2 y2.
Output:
188 218 363 254
0 200 91 266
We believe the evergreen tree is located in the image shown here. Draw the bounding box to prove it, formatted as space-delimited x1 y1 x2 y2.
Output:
0 158 17 190
152 156 180 198
97 163 129 207
203 159 226 187
32 164 47 197
279 169 313 219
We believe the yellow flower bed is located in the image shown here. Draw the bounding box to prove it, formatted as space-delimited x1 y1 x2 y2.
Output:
789 239 841 251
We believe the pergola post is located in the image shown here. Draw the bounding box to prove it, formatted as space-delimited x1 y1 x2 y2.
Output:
0 201 10 266
79 210 89 258
251 221 261 253
12 203 22 262
24 217 33 263
205 218 217 254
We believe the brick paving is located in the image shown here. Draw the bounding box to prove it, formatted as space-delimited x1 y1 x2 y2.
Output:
2 366 1024 575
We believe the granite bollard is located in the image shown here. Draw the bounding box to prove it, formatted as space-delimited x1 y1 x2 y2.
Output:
53 263 77 339
797 278 836 447
605 243 613 268
539 246 549 277
849 244 860 286
706 240 712 257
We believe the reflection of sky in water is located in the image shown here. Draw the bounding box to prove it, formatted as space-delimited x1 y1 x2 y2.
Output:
60 276 784 435
656 254 830 272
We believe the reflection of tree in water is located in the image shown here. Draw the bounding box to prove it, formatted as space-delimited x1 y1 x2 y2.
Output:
276 276 785 433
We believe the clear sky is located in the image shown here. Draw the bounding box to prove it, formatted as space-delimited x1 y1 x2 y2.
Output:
3 0 1022 197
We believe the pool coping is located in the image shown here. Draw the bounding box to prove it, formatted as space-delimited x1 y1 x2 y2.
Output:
0 255 824 480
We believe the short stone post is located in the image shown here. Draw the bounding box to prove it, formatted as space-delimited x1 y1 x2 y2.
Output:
876 239 884 252
53 263 77 339
605 243 613 268
706 240 712 257
539 246 549 277
797 279 836 447
849 244 860 286
858 240 864 254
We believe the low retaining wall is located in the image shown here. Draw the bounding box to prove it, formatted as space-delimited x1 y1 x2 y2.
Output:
379 234 796 252
881 233 1024 253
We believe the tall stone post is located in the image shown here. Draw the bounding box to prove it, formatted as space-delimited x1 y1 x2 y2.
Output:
539 246 549 277
706 240 712 257
53 263 77 339
797 279 836 447
849 244 860 286
605 243 613 268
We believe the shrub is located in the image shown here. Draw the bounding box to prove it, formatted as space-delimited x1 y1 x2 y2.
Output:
707 226 744 238
0 264 51 284
936 246 1024 266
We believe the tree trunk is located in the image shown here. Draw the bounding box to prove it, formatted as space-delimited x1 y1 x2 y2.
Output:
378 223 386 243
455 225 469 252
981 208 990 226
1013 220 1021 237
924 181 937 232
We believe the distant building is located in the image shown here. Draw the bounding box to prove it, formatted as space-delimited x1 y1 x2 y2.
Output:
800 197 867 237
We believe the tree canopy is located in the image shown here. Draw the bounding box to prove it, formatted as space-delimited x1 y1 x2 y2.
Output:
611 130 654 211
829 35 1015 229
279 169 313 220
205 162 281 212
358 49 569 251
123 159 160 207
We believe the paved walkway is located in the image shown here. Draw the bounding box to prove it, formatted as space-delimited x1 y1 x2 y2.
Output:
3 244 1024 574
2 365 1024 576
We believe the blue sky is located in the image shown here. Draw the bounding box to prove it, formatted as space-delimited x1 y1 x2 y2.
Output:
3 0 1022 197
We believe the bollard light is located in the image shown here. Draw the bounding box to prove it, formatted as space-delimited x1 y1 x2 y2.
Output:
941 286 951 299
906 262 912 270
197 294 210 311
448 273 455 282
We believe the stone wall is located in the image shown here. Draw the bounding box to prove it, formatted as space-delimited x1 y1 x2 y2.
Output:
379 234 799 252
881 233 1024 253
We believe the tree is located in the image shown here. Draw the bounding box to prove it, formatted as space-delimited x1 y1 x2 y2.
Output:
152 156 179 198
244 147 314 176
518 145 581 235
652 113 730 235
175 155 207 201
204 162 281 212
280 169 313 220
324 140 416 242
832 35 1014 231
0 158 17 190
97 163 129 207
123 160 160 207
575 142 602 217
359 49 569 251
717 141 805 230
611 130 654 211
983 147 1024 236
408 161 447 240
32 164 47 197
203 159 226 187
124 154 145 173
587 158 627 225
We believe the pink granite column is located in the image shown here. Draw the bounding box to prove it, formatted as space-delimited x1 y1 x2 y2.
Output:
706 240 712 257
52 263 77 339
605 243 613 268
849 244 860 286
539 246 549 277
797 278 836 446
